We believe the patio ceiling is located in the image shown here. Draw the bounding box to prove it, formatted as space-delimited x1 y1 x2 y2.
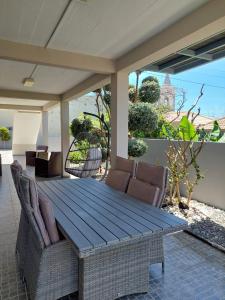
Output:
0 0 224 110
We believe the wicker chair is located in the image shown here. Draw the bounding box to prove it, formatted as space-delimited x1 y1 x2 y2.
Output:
128 162 168 272
35 152 61 177
12 169 78 300
26 145 48 166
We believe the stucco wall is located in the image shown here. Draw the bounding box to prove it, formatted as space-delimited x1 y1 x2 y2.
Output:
139 139 225 210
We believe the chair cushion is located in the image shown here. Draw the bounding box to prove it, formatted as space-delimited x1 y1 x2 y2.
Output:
21 173 50 247
10 160 23 195
36 152 49 160
127 178 160 205
105 169 131 192
136 162 166 190
38 193 60 244
114 156 135 175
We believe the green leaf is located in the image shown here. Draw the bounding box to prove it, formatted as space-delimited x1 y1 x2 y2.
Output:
178 116 198 141
218 133 225 143
209 121 223 142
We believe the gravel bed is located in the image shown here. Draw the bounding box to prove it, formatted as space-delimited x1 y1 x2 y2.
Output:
163 198 225 250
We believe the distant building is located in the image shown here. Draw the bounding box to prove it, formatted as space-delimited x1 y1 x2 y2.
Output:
158 74 176 110
203 117 225 132
164 111 213 128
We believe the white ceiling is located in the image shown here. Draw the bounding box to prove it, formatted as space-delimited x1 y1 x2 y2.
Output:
0 0 208 101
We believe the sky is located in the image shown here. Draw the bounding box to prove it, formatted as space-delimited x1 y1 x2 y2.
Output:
129 57 225 119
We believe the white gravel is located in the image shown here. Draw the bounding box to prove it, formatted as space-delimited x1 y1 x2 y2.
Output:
163 198 225 250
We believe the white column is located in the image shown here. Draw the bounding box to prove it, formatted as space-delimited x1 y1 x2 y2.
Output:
60 101 70 177
41 111 48 146
111 71 129 167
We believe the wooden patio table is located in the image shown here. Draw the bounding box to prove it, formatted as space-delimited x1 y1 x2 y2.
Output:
38 178 187 300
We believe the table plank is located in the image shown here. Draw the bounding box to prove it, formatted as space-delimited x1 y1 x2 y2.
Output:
85 178 186 226
72 179 171 231
39 182 107 247
50 180 130 241
62 179 160 233
38 185 93 252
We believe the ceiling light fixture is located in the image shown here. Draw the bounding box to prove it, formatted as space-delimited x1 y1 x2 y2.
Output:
23 78 35 87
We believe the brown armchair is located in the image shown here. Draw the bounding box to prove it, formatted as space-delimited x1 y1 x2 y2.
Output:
26 145 48 166
35 152 61 177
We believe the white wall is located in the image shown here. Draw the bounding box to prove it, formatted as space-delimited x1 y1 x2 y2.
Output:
139 139 225 210
12 111 41 155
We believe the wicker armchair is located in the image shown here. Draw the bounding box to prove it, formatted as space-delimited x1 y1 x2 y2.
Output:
18 174 78 300
127 162 168 272
35 152 61 177
26 145 48 166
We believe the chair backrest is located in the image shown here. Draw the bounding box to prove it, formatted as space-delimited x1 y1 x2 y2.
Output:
10 160 23 197
114 156 135 175
19 173 50 248
135 162 168 207
37 145 48 152
81 148 102 177
105 156 135 192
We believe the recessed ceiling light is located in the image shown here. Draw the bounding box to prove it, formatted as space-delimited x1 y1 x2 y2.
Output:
23 78 35 87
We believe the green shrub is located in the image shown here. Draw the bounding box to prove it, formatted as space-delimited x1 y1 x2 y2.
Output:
70 118 93 138
128 139 147 157
129 87 136 102
139 81 160 103
142 75 159 84
128 102 158 133
0 127 10 141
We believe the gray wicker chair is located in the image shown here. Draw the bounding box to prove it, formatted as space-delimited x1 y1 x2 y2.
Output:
130 162 169 272
11 166 78 300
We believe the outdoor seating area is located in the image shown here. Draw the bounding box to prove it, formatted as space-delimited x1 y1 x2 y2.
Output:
0 151 225 300
0 1 225 299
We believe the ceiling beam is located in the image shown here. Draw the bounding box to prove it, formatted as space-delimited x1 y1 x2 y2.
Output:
43 101 60 111
0 39 115 74
0 104 42 111
0 89 60 101
177 49 213 61
116 0 225 72
62 74 110 102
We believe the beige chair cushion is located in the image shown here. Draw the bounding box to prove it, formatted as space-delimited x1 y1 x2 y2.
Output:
105 169 131 192
135 162 168 207
114 156 135 175
127 178 160 205
36 152 49 160
39 193 60 244
136 162 166 190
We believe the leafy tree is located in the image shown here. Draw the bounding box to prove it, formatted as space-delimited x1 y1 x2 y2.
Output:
139 80 160 103
128 102 158 133
129 86 136 102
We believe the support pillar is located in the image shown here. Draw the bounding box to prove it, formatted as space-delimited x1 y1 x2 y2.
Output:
41 111 48 146
60 101 70 177
111 71 129 167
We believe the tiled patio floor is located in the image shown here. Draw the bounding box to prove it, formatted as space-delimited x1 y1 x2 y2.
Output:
0 151 225 300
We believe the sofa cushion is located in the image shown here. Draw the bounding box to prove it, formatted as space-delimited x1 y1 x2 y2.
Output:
39 192 60 244
105 169 131 192
127 178 160 206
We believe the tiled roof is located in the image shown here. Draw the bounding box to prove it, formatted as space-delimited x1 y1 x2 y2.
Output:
203 117 225 130
164 112 213 127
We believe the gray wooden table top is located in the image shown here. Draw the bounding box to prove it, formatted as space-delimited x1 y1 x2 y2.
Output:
38 178 187 257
